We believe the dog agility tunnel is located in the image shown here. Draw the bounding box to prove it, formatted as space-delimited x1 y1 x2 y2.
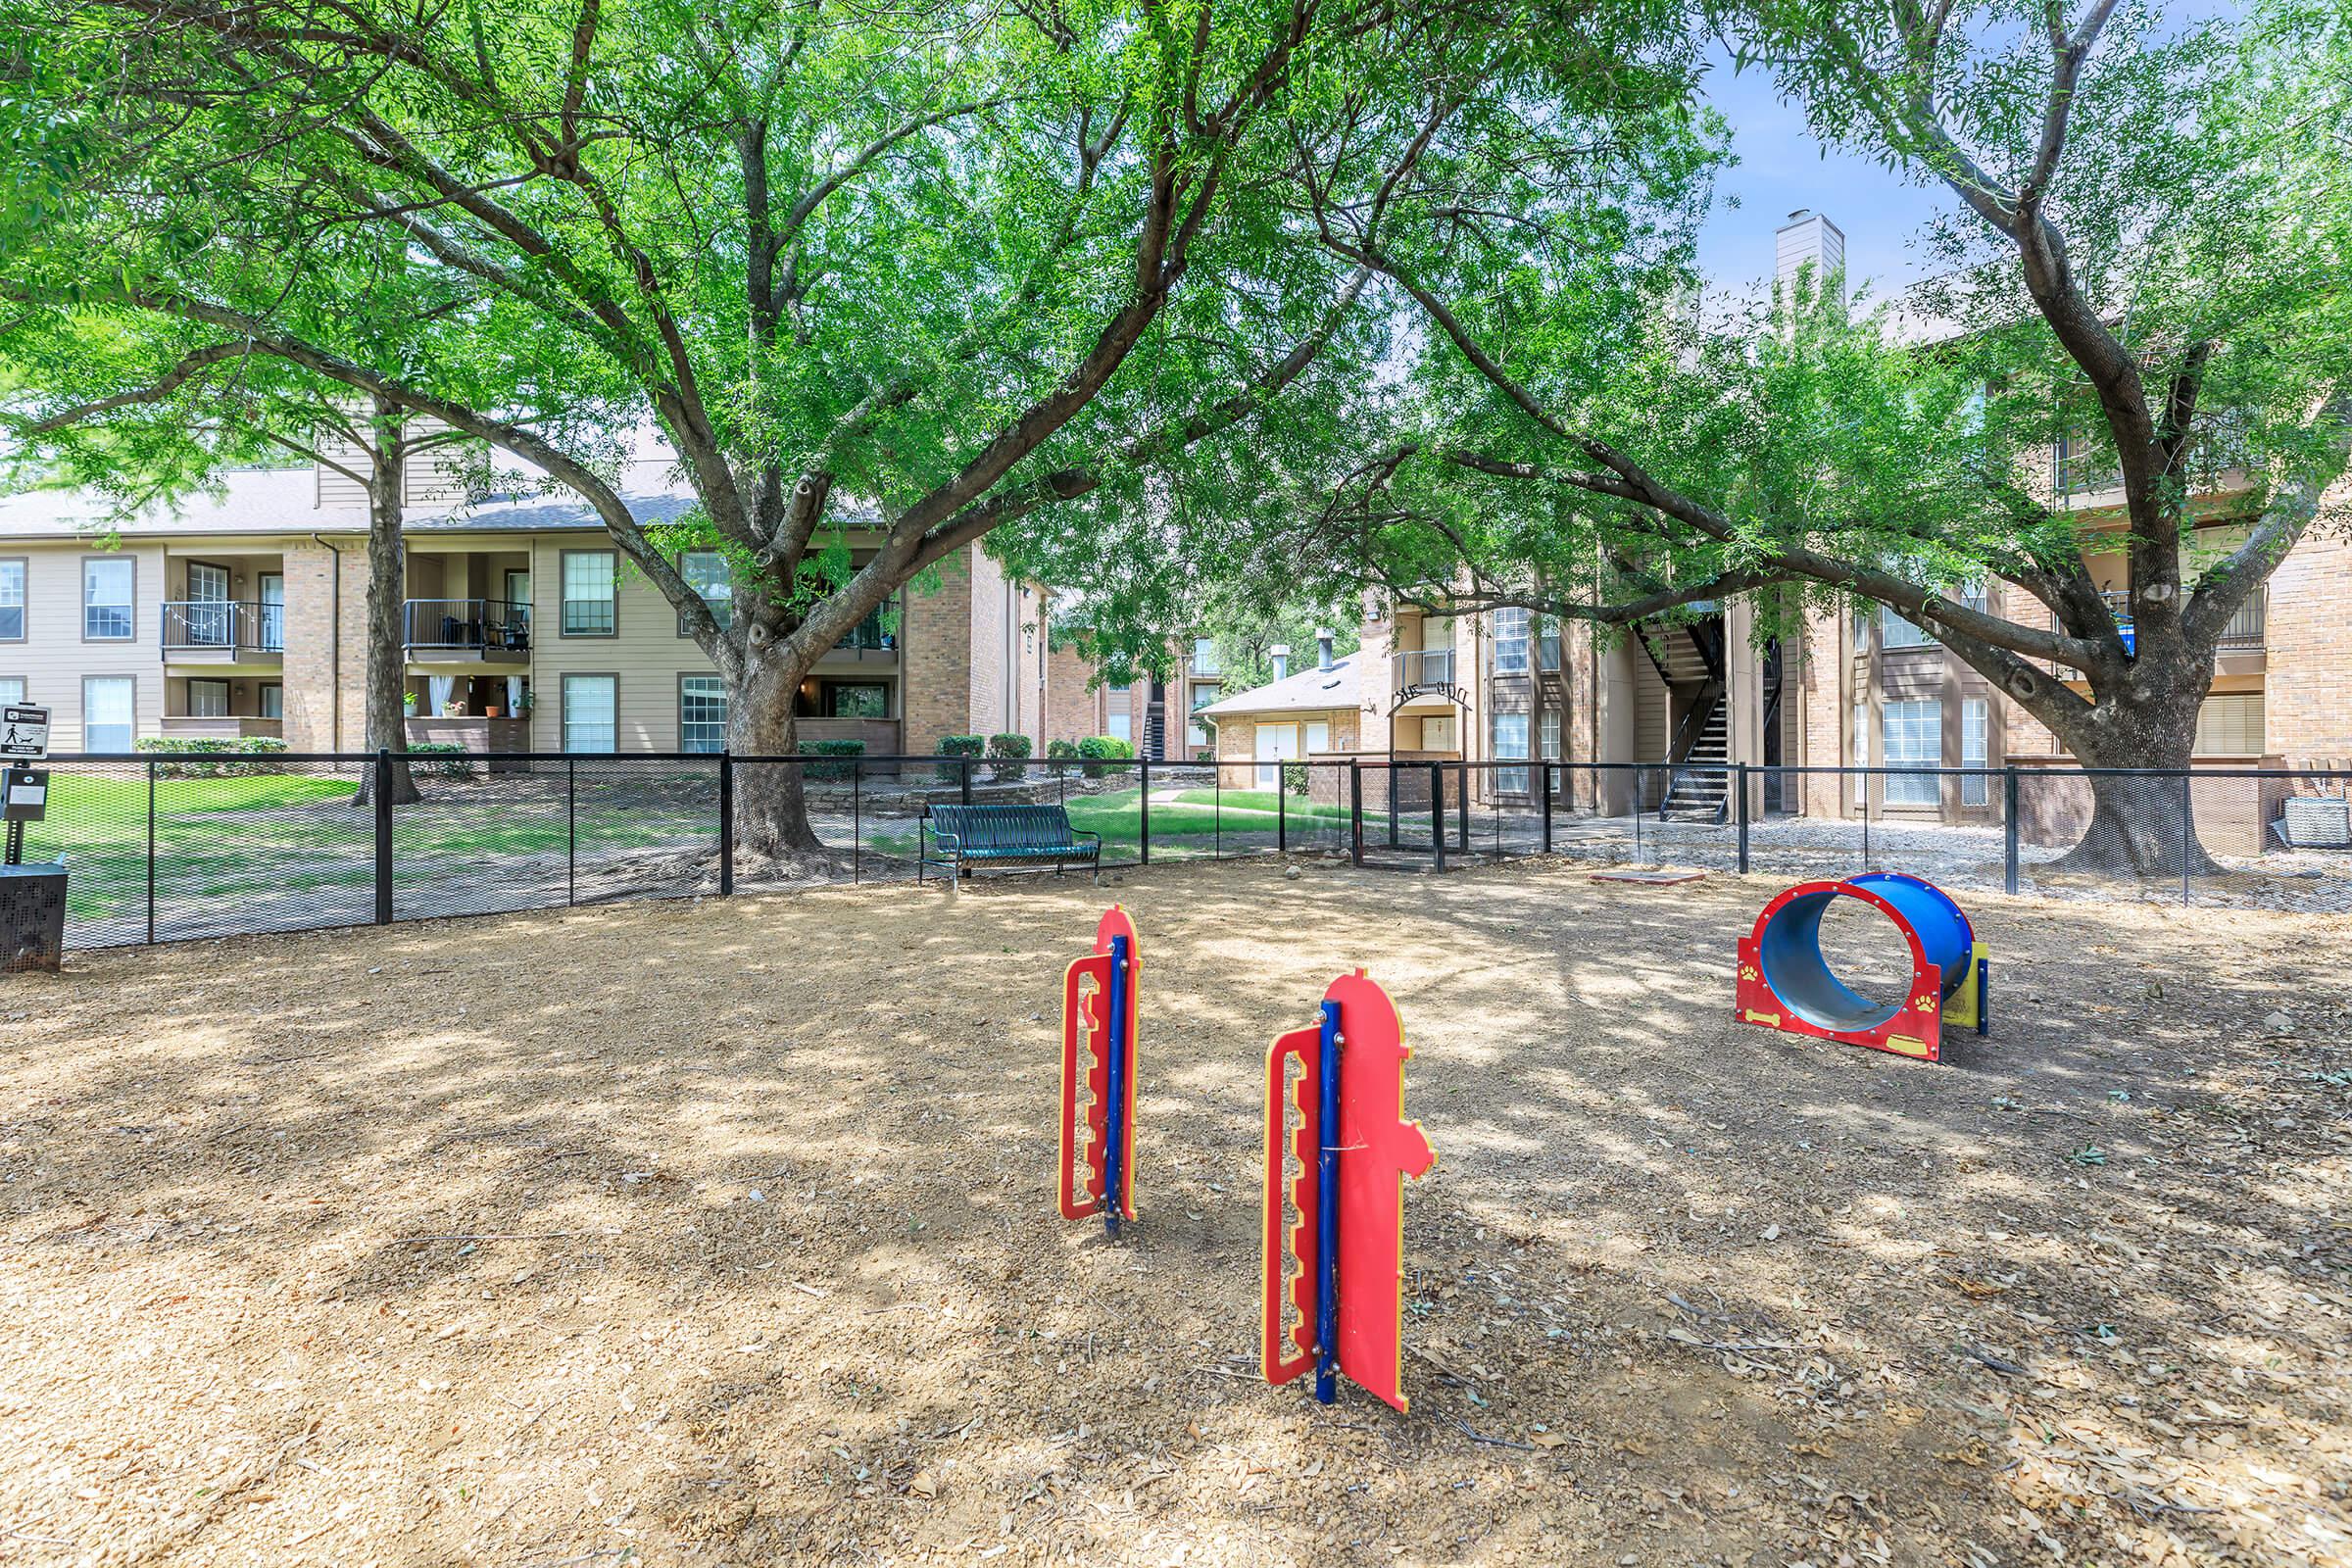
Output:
1734 871 1987 1062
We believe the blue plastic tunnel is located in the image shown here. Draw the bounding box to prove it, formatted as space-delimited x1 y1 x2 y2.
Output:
1754 872 1976 1034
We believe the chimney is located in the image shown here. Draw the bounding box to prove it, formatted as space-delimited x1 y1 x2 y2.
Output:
1315 628 1336 671
1775 209 1845 308
1270 644 1291 681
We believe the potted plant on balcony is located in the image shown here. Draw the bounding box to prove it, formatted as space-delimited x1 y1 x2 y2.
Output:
514 689 535 720
403 690 418 716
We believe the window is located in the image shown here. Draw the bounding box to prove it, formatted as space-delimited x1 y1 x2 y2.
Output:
2194 693 2265 756
84 558 134 640
1540 709 1562 761
1537 615 1562 673
1882 699 1942 807
1107 672 1132 695
1191 637 1220 676
0 560 24 641
1880 606 1934 650
1961 698 1989 807
1305 719 1329 755
1851 702 1869 767
1492 608 1529 674
258 572 284 652
1421 712 1454 752
83 675 135 751
1492 710 1529 792
561 551 616 636
259 683 282 720
505 569 531 632
680 674 728 752
0 678 24 706
1187 681 1218 748
562 674 616 752
1106 711 1132 743
187 678 230 718
825 682 889 718
680 550 732 633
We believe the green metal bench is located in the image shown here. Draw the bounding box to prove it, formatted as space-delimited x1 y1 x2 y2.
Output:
919 804 1102 882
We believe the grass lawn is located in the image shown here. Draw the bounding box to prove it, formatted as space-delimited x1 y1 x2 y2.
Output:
865 785 1385 859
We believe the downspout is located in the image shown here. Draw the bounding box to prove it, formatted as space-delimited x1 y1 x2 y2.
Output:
311 533 343 750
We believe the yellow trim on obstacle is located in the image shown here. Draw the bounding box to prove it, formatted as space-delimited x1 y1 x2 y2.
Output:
1940 941 1989 1031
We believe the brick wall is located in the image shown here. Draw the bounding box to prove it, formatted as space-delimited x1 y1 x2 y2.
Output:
2260 504 2352 756
278 540 368 752
1043 641 1102 745
902 545 974 757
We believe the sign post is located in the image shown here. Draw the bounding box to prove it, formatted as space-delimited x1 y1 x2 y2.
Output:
0 706 51 868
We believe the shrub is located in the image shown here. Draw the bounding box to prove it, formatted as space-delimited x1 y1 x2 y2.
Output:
1045 738 1081 776
1075 734 1134 780
798 737 865 782
986 731 1032 781
135 735 291 777
1281 760 1310 797
935 732 984 783
405 741 476 780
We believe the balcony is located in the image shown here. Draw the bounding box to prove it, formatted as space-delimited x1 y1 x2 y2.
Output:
2102 589 2264 656
819 602 899 665
404 598 530 662
161 601 283 662
1392 646 1456 691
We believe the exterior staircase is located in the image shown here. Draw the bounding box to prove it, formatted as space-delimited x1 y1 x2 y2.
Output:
1659 701 1730 820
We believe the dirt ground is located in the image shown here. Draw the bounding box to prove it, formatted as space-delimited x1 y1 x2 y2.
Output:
2 858 2347 1568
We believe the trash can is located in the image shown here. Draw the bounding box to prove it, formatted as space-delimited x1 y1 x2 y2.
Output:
0 863 68 973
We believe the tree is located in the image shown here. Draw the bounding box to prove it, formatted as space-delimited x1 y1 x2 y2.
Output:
0 0 1708 858
1245 0 2351 875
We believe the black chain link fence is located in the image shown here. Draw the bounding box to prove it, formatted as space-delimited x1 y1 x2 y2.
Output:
12 754 2347 954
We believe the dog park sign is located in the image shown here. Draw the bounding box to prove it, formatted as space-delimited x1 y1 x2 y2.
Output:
0 705 48 762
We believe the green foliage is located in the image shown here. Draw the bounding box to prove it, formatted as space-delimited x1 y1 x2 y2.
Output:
935 733 984 784
133 735 289 776
1045 738 1081 777
986 731 1033 782
1281 760 1311 797
798 738 866 781
1075 735 1134 780
405 741 476 780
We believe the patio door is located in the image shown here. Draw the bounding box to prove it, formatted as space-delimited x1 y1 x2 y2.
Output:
1253 722 1298 790
257 572 284 652
185 562 231 646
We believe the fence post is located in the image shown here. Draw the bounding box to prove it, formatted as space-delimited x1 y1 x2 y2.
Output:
2180 770 2193 907
1456 764 1469 855
717 750 735 896
566 757 577 906
1277 769 1288 855
960 755 974 807
372 748 394 924
1735 761 1750 875
1633 767 1645 864
2002 767 2021 895
1349 761 1363 866
1541 761 1553 855
146 760 157 945
1430 761 1446 871
853 758 862 886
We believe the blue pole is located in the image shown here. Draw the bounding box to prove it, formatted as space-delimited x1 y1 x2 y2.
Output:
1313 997 1343 1404
1102 934 1131 1241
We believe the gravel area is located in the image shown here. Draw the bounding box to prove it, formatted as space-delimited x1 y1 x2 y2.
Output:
1 858 2346 1566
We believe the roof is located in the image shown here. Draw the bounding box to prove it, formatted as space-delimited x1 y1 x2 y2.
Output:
1197 653 1359 718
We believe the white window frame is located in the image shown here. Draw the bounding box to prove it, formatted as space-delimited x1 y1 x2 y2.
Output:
83 674 136 752
186 677 231 718
561 551 617 637
1492 710 1529 793
1882 699 1942 807
1880 606 1934 650
1491 608 1530 674
679 674 727 753
0 560 23 642
1961 698 1989 806
562 673 618 753
679 549 732 634
84 558 135 641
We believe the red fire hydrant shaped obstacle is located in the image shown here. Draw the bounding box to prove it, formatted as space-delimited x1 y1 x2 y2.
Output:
1059 906 1140 1237
1260 969 1436 1410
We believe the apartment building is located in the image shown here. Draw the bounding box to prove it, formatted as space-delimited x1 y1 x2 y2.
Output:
1038 612 1225 759
1202 211 2352 834
0 446 1091 760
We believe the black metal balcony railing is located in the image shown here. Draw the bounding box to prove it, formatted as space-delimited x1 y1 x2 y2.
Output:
161 600 285 654
836 605 896 652
404 598 532 653
1393 647 1456 689
2101 589 2265 654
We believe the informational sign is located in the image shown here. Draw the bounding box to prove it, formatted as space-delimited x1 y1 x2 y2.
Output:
0 706 49 760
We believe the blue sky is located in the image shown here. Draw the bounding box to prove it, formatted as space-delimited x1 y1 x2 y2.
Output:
1690 45 1955 297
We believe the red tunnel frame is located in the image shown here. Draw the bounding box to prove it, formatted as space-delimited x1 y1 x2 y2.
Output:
1735 877 1953 1062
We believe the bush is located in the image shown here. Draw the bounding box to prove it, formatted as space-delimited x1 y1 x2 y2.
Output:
405 741 476 780
1075 734 1134 780
936 732 984 783
987 731 1032 781
798 738 865 782
135 735 290 777
1281 760 1310 797
1045 738 1081 776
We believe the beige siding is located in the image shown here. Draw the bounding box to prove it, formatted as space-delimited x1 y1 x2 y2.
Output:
521 534 718 752
0 541 167 750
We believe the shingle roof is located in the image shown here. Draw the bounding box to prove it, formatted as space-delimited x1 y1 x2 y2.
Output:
1197 654 1359 718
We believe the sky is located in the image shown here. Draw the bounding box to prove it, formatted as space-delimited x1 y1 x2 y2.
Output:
1688 43 1957 299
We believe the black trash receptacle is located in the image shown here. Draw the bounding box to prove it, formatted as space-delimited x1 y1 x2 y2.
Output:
0 863 67 972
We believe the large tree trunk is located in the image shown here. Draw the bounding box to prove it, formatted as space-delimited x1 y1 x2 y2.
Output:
726 654 826 858
2042 674 2217 880
351 419 420 807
